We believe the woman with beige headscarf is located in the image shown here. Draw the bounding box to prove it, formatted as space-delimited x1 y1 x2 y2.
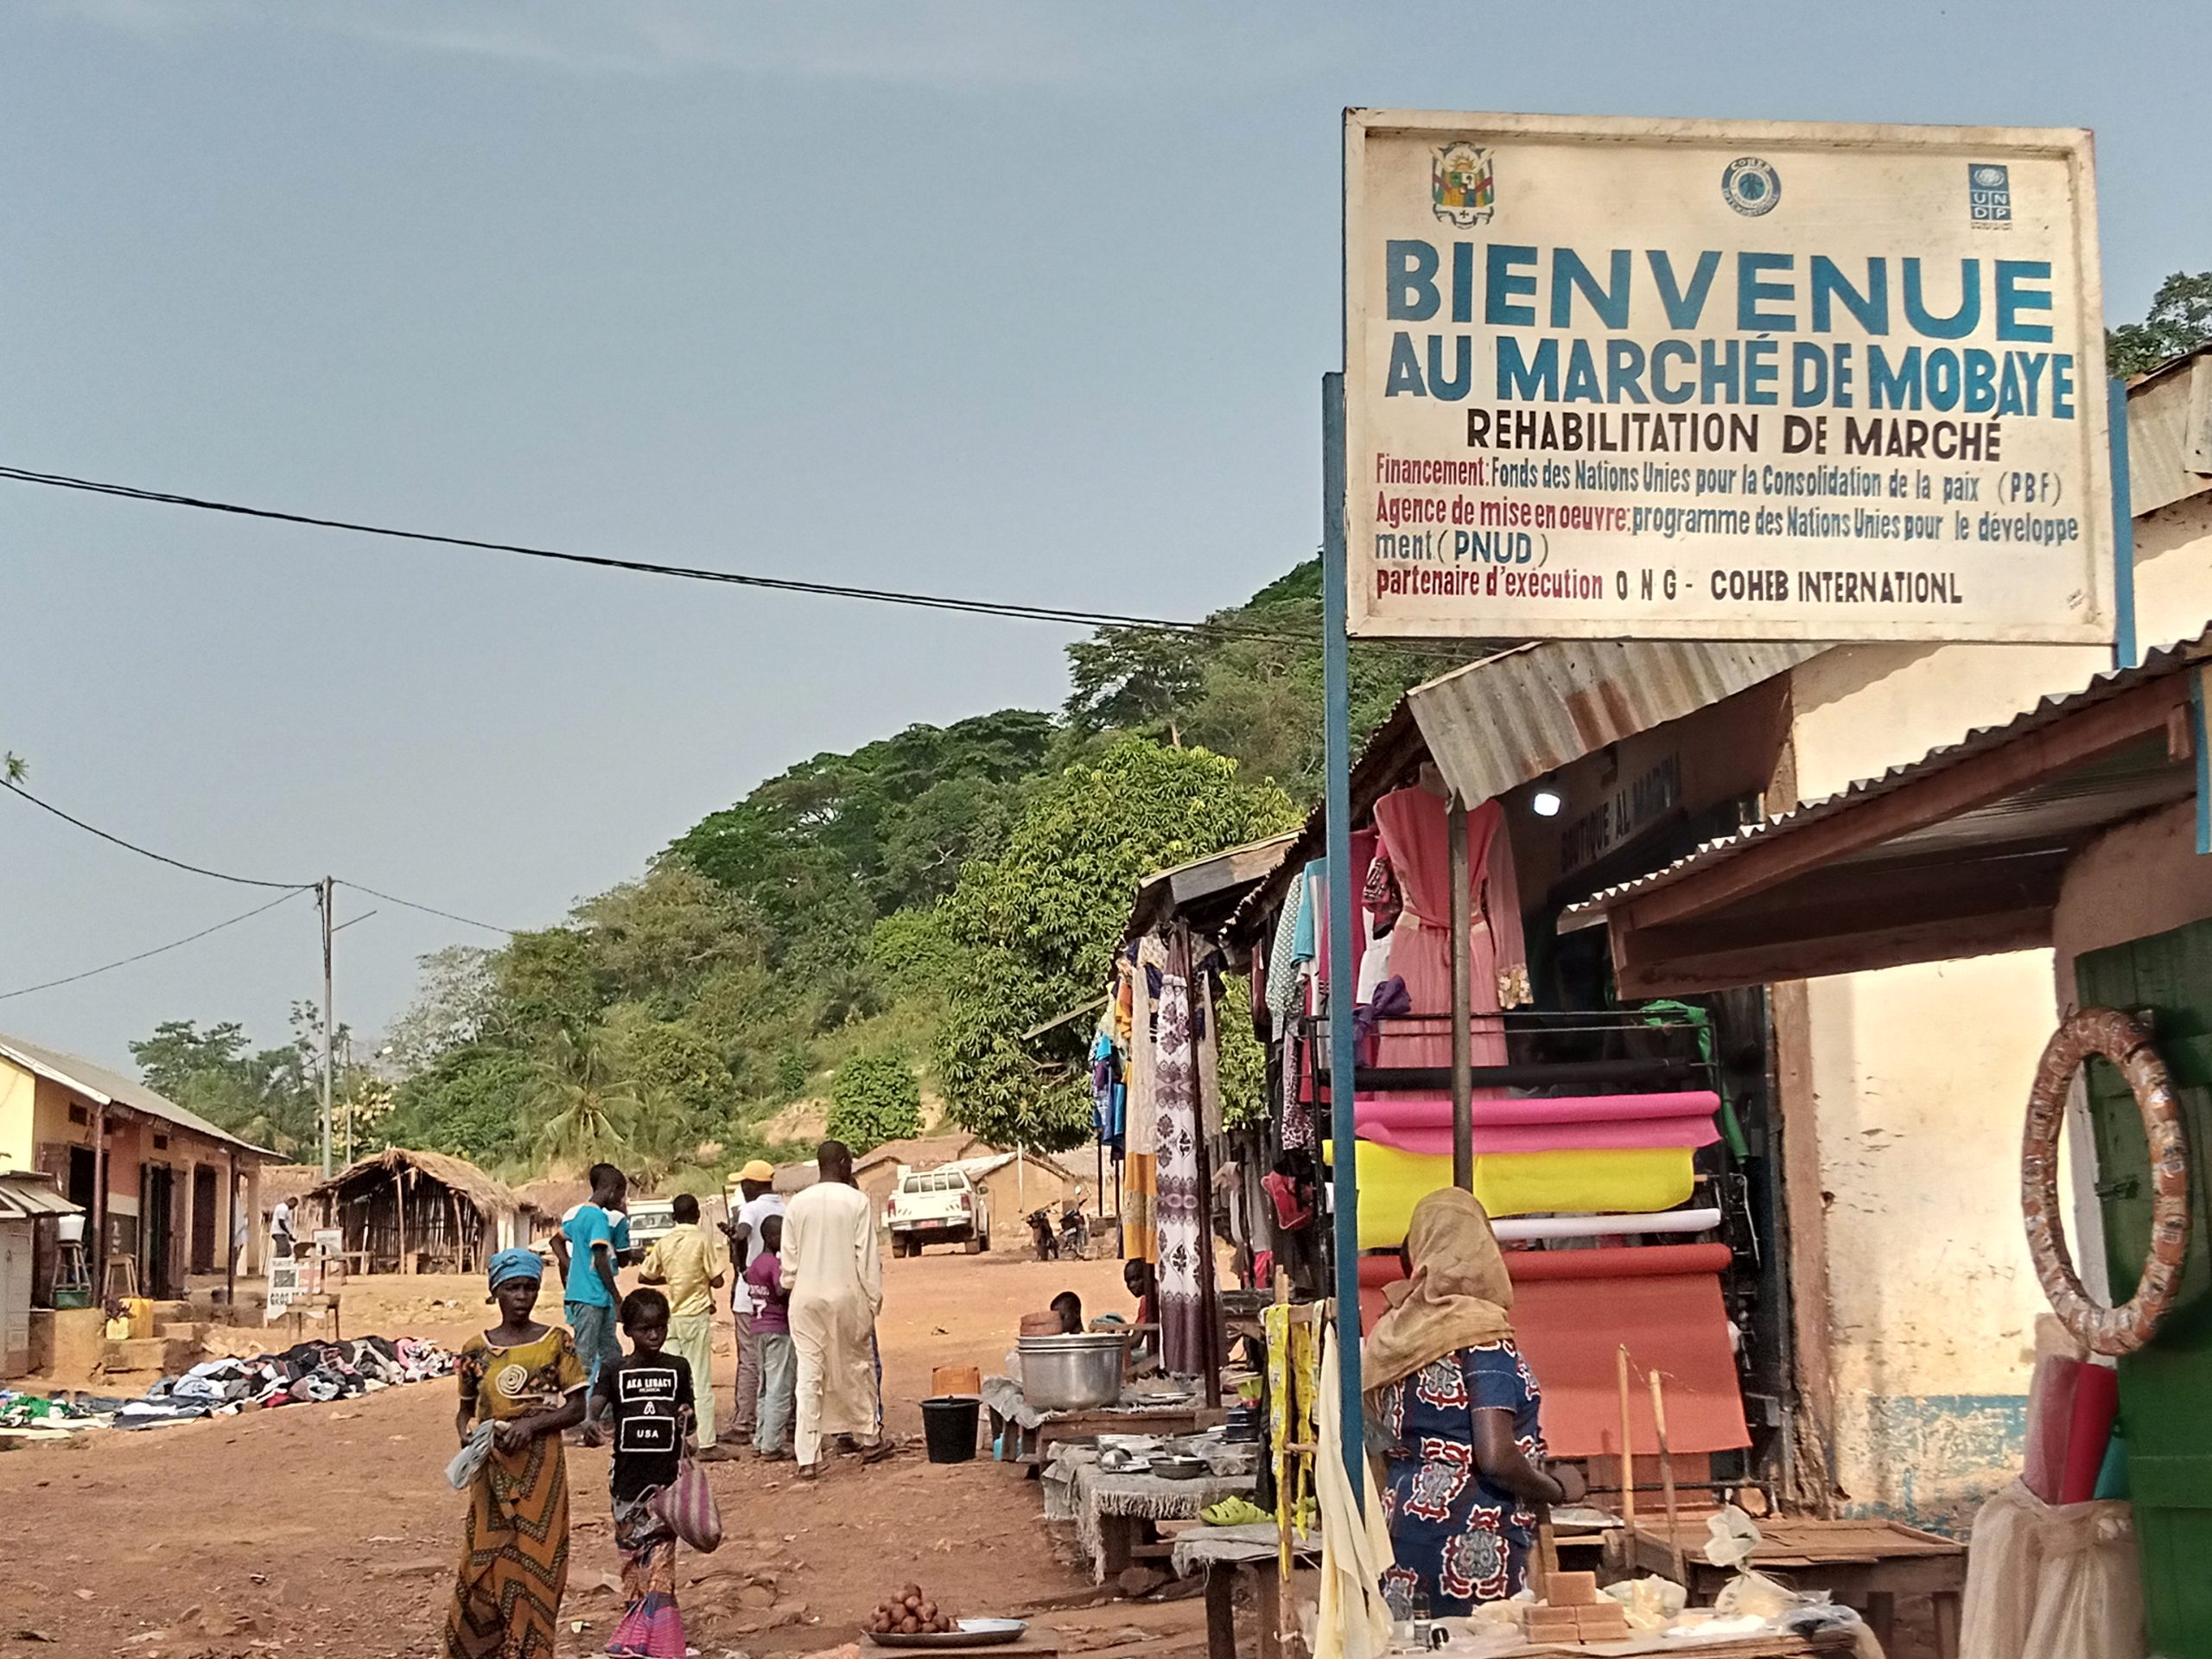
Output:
1363 1188 1583 1613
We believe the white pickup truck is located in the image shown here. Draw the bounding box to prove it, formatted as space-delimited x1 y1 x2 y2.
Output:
883 1166 992 1257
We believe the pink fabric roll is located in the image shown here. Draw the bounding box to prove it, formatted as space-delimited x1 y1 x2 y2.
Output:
1355 1091 1723 1128
1354 1116 1721 1156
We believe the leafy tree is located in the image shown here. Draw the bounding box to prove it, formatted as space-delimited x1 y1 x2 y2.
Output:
130 1010 352 1158
602 1007 737 1122
937 736 1300 1149
381 944 499 1074
2110 271 2212 378
381 1044 536 1163
1065 562 1488 800
496 927 602 1044
573 862 765 1009
867 906 964 1003
825 1051 923 1153
1217 974 1269 1129
3 753 23 783
530 1027 637 1174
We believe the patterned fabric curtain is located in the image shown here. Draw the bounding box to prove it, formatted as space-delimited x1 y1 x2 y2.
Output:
1154 950 1207 1376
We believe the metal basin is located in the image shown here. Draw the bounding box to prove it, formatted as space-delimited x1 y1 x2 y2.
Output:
1017 1333 1126 1411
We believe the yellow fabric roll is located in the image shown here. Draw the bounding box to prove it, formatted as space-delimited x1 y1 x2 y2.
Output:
1328 1141 1696 1248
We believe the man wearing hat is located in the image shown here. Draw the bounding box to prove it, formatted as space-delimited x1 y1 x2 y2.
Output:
720 1160 785 1445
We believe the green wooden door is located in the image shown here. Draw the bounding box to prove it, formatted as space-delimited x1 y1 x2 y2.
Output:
2075 921 2212 1659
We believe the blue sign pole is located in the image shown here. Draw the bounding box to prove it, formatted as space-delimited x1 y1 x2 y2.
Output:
1321 370 1365 1502
2110 378 2137 672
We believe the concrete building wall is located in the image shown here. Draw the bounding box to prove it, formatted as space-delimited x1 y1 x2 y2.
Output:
1777 482 2212 1523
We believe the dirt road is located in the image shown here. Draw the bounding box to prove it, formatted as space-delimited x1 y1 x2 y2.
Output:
0 1250 1176 1659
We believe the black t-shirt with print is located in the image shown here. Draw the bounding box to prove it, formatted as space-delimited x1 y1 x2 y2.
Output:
592 1351 695 1502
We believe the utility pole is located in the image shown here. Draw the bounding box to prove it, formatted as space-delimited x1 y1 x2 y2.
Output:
320 875 335 1177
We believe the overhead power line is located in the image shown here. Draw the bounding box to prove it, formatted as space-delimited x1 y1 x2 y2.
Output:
0 463 1331 646
3 780 516 935
338 880 513 937
0 888 308 1001
2 779 315 890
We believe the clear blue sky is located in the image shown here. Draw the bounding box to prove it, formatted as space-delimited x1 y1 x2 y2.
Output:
3 0 2205 1071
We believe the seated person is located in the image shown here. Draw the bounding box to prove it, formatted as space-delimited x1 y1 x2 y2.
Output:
1119 1259 1161 1376
1050 1290 1084 1333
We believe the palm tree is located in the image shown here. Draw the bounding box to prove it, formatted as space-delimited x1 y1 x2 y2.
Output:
530 1027 638 1175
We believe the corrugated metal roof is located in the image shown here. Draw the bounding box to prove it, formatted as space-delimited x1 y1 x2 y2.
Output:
1563 626 2212 927
0 1030 279 1160
1406 639 1825 808
0 1172 79 1220
1125 831 1299 942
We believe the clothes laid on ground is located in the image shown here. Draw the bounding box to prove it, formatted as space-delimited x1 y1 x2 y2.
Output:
445 1325 588 1659
781 1178 882 1466
102 1335 456 1428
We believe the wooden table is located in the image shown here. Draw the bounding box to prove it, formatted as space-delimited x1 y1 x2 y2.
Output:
1622 1517 1966 1658
982 1388 1223 1466
1165 1521 1318 1659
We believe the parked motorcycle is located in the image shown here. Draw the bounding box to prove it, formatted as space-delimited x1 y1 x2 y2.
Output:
1027 1207 1059 1262
1058 1205 1088 1261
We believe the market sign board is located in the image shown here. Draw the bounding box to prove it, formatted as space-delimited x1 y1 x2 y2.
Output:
1343 111 2111 642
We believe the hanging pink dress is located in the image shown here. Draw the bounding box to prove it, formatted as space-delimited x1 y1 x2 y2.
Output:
1369 787 1529 1070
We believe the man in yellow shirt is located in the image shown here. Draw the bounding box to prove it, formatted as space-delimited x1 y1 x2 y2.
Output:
640 1193 728 1446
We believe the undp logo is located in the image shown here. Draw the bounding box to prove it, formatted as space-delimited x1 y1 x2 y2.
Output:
1721 156 1781 217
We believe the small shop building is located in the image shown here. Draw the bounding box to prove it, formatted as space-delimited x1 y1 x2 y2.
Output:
1193 347 2212 1525
0 1029 280 1302
1562 627 2212 1658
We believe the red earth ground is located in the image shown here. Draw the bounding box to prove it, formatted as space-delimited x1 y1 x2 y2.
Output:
0 1249 1212 1659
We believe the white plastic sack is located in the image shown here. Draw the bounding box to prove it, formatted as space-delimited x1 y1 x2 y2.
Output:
1960 1479 2142 1659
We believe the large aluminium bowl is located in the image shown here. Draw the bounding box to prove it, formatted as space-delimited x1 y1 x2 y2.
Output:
1017 1332 1127 1411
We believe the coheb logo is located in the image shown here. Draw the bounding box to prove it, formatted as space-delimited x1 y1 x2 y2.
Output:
1720 156 1780 217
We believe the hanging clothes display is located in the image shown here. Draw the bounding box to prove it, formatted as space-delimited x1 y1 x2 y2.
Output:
1090 1020 1126 1155
1123 938 1164 1263
1369 786 1529 1070
1152 938 1208 1377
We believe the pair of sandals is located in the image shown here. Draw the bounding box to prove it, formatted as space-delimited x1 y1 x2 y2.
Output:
798 1436 896 1478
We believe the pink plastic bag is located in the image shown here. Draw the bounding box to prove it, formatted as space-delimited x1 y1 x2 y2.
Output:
652 1458 723 1553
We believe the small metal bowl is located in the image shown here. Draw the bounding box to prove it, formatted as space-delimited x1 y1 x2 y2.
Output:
1150 1453 1210 1480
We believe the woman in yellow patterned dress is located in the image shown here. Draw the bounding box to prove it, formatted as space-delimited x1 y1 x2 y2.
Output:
444 1249 590 1659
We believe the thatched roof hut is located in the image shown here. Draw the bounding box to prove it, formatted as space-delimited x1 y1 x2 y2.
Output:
513 1174 593 1241
301 1148 526 1274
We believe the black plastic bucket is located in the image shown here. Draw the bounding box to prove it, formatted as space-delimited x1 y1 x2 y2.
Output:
920 1395 981 1464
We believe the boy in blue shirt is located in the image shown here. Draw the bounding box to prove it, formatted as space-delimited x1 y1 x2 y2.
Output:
553 1161 630 1389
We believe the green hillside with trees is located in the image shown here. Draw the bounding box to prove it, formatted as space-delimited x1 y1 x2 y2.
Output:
125 560 1468 1181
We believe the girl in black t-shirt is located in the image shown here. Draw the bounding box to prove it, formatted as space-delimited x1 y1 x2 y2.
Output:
587 1288 695 1657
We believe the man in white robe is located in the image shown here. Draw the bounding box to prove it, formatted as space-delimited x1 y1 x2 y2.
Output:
781 1139 889 1477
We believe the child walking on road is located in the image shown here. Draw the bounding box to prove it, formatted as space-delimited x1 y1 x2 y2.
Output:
587 1288 696 1659
746 1214 796 1459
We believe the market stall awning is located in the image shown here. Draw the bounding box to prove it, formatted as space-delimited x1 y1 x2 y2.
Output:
1562 634 2212 996
0 1173 79 1220
1406 639 1822 809
1123 832 1299 944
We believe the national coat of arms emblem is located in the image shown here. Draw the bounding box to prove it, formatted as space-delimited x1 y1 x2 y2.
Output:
1432 143 1495 227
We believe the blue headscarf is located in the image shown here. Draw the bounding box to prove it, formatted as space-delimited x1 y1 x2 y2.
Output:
487 1247 543 1291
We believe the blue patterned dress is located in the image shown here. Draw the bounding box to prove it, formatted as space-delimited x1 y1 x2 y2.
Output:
1374 1341 1546 1613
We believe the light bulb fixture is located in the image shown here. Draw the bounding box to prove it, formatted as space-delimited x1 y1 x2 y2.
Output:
1530 783 1565 817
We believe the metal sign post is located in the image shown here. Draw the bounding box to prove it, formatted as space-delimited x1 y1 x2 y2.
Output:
1321 371 1367 1500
